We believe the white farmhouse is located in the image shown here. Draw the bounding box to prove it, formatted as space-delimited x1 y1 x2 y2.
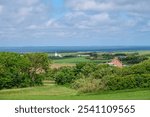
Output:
54 52 62 57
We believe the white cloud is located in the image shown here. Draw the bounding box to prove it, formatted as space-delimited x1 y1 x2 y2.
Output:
15 0 39 6
63 11 113 30
26 19 63 32
64 0 150 33
67 0 150 14
1 0 48 25
91 13 110 22
68 0 115 11
65 11 86 20
46 19 55 27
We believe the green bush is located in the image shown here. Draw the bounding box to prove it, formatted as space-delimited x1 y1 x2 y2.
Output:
104 74 150 91
92 64 118 79
44 69 57 80
54 67 76 85
72 78 104 93
135 74 150 88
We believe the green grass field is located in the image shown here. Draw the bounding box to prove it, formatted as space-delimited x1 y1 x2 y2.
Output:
53 57 109 64
0 84 149 100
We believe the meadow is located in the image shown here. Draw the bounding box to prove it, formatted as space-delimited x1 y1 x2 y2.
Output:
0 84 150 100
53 57 108 64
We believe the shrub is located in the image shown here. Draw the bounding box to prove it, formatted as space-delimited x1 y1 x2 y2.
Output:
72 78 105 93
104 74 150 91
44 69 57 80
92 64 118 79
74 63 97 77
54 67 76 85
135 74 150 88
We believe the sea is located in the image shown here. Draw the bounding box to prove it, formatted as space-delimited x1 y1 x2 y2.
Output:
0 46 150 53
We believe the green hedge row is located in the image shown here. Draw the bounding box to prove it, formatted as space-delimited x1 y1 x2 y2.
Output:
104 74 150 90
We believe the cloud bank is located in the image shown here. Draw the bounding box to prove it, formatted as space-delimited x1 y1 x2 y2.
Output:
0 0 150 46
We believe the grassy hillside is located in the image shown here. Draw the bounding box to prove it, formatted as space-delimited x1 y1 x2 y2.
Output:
0 84 149 100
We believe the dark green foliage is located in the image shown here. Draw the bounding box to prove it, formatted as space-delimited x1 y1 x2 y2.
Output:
0 52 49 89
101 53 114 59
0 53 30 89
54 67 76 85
104 74 150 90
71 59 150 93
121 55 148 64
104 75 136 90
44 69 57 80
75 63 97 77
89 52 98 59
92 64 117 79
135 74 150 88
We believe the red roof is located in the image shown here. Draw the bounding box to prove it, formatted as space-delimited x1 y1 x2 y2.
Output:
109 57 123 68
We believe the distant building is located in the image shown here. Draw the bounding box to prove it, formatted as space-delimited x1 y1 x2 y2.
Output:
108 57 123 68
54 52 62 57
55 52 58 57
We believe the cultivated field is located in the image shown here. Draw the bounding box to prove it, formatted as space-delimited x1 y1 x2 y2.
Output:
53 57 109 64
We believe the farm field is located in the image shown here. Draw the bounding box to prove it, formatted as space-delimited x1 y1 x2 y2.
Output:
0 84 150 100
53 57 109 64
50 63 76 69
51 57 109 68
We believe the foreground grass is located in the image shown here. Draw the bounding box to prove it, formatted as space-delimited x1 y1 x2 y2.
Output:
0 85 150 100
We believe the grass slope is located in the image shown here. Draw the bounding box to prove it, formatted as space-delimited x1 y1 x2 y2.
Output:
0 85 149 100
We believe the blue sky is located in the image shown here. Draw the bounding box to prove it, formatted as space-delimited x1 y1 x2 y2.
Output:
0 0 150 46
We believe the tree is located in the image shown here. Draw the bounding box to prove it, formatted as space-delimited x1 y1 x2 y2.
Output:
0 52 50 89
54 67 76 85
0 53 31 89
25 53 50 85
